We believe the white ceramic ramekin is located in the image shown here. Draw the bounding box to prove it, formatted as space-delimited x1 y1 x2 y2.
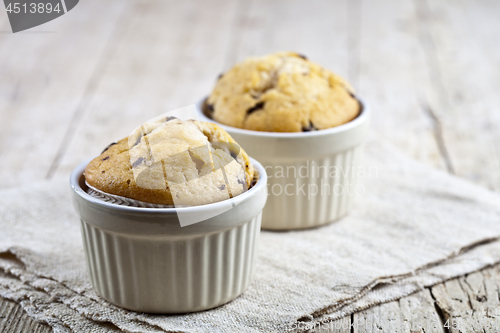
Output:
70 158 267 313
197 98 370 230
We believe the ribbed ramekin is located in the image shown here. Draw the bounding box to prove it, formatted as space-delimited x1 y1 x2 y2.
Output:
197 98 370 230
70 158 267 313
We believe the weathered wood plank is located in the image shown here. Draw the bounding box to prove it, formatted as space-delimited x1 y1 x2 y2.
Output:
52 0 241 179
353 289 445 333
1 0 499 332
224 0 350 83
0 298 51 333
414 0 500 191
0 0 127 190
314 317 351 333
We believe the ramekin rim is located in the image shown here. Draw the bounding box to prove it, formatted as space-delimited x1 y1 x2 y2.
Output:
70 157 267 214
196 96 370 138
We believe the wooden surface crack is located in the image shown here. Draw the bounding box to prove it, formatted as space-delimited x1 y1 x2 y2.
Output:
430 287 450 333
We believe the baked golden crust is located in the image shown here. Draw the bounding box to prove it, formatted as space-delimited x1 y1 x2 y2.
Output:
207 52 360 132
84 119 254 206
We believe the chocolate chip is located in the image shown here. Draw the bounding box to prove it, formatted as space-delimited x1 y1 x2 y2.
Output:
246 102 265 115
219 184 226 190
126 179 131 184
302 121 317 132
102 156 110 161
237 177 248 191
132 157 145 168
297 54 307 60
250 178 257 188
217 73 224 80
166 116 177 122
101 142 117 154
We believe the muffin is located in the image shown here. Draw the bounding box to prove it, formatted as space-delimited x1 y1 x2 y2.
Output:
85 117 254 206
205 52 360 132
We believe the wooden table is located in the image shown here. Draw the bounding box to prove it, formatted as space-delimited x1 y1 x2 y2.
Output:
1 0 499 331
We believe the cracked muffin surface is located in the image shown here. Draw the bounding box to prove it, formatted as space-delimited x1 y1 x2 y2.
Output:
206 52 360 132
84 118 254 206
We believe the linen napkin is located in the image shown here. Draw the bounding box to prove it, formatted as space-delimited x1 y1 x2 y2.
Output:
1 140 500 333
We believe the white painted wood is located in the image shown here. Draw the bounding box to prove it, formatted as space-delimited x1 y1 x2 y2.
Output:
358 0 447 170
0 298 51 333
416 0 500 190
0 0 127 189
353 290 444 333
1 0 500 331
314 317 351 333
431 267 500 332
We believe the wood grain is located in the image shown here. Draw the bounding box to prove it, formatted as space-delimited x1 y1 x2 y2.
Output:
415 0 500 191
315 317 351 333
0 0 127 189
431 266 500 332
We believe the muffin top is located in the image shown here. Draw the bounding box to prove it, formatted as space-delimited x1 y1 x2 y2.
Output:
206 52 360 132
85 118 254 206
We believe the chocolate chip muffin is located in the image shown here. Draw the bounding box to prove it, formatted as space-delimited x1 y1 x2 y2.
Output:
205 52 360 132
85 118 254 206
